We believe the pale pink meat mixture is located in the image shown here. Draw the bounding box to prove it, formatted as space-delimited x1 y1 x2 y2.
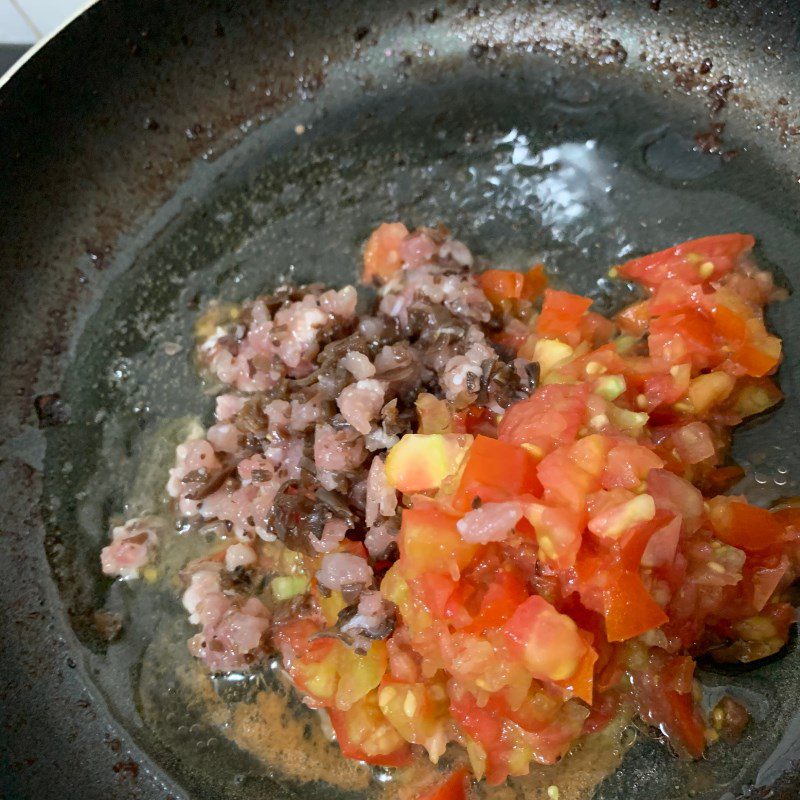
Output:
100 226 540 672
100 517 162 579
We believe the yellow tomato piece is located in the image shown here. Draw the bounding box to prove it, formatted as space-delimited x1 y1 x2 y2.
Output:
335 641 388 711
687 371 735 415
300 656 338 702
385 433 472 493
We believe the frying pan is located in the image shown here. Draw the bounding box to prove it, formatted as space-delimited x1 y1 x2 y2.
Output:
2 1 800 798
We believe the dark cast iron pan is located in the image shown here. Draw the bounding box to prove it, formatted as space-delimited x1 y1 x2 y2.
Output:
3 1 800 798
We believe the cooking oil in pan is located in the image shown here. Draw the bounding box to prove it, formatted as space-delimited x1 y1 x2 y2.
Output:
42 60 800 800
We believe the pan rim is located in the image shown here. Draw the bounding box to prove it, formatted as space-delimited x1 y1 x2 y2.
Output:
0 0 99 89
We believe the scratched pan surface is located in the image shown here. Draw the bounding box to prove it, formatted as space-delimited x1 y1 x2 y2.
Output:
2 1 800 798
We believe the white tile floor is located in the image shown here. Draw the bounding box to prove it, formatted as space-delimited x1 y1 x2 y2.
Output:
1 0 86 44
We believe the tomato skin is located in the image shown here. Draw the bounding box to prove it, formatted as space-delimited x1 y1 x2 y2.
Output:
536 289 593 339
616 233 755 288
664 692 707 759
632 671 707 759
415 768 470 800
603 570 668 642
453 405 498 438
707 498 784 551
707 298 748 343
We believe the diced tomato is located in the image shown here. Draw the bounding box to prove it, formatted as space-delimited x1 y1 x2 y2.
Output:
557 345 627 382
454 435 538 511
271 228 796 781
450 690 504 750
671 421 716 465
662 690 707 759
536 289 593 339
399 506 478 578
498 384 588 456
686 371 736 415
707 498 785 552
619 511 674 571
504 596 588 682
379 679 449 752
648 278 703 315
385 433 471 493
362 222 409 282
522 263 548 300
639 515 682 569
661 655 695 694
336 642 389 710
492 686 560 734
645 369 691 412
603 571 668 641
580 312 616 345
416 572 459 617
733 337 781 377
329 691 413 766
581 690 620 735
724 377 783 420
707 298 748 344
538 447 600 512
616 233 755 288
554 631 598 704
648 309 716 368
615 300 651 336
523 503 584 568
273 618 327 660
699 464 745 496
453 404 498 438
468 569 529 633
386 634 421 684
648 468 705 534
602 442 664 490
588 491 656 541
415 767 470 800
479 269 524 304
